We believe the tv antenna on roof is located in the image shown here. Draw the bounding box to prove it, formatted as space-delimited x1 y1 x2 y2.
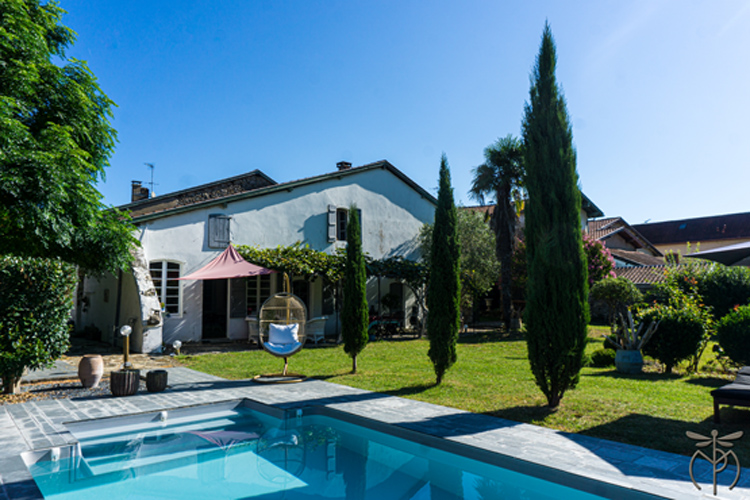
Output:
144 163 158 197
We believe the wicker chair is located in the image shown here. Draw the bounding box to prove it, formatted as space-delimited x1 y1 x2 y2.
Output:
258 292 307 376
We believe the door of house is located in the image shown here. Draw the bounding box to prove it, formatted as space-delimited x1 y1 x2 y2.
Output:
202 279 228 339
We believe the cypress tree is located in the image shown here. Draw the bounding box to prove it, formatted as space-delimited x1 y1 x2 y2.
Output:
426 154 461 384
521 23 589 408
341 205 369 373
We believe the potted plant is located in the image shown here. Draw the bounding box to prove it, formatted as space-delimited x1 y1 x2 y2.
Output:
605 310 659 374
110 368 140 396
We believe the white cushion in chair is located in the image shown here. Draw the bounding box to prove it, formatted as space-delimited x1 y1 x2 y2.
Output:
264 342 303 356
268 323 299 344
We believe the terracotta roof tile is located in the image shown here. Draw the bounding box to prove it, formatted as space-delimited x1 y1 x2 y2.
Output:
614 262 712 285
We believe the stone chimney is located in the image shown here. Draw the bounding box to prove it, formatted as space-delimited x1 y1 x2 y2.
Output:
131 181 150 202
336 161 352 171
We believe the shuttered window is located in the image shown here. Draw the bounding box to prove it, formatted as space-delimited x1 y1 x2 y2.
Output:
208 214 231 248
328 207 363 242
327 205 336 242
149 261 181 315
336 209 348 241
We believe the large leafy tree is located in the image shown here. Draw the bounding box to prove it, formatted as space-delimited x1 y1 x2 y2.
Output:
341 206 368 373
522 23 589 408
470 135 524 331
419 210 500 316
0 0 135 274
426 154 461 384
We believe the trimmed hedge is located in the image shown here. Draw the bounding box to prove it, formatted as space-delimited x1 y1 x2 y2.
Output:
717 305 750 366
0 256 76 393
640 304 705 374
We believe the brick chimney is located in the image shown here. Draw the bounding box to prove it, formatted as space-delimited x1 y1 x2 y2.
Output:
336 161 352 171
131 181 150 202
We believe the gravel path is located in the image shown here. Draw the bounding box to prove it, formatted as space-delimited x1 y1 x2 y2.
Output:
0 378 147 405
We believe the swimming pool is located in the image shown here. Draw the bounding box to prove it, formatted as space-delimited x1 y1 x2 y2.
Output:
23 400 661 499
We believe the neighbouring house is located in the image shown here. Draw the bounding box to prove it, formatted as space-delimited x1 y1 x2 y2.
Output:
587 217 663 268
632 212 750 263
76 161 437 353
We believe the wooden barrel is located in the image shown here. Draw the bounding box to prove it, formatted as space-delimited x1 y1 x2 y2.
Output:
146 370 168 393
110 369 140 396
78 355 104 389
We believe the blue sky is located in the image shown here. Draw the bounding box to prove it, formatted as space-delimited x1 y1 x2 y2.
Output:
61 0 750 224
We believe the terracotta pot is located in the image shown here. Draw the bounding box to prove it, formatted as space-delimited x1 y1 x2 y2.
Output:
78 355 104 389
615 349 644 374
110 369 140 397
146 370 168 393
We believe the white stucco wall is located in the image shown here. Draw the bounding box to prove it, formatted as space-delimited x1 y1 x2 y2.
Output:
135 167 435 344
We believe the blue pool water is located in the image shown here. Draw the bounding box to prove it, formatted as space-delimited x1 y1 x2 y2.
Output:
27 406 607 500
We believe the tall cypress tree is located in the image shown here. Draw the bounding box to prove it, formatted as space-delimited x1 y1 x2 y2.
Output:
521 23 589 408
426 154 461 384
341 205 369 373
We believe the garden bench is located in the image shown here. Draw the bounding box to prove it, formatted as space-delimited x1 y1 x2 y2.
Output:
711 366 750 423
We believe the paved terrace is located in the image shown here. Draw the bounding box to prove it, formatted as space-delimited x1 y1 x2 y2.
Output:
1 366 748 500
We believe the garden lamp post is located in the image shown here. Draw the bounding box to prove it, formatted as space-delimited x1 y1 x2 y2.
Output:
120 325 132 369
172 339 182 356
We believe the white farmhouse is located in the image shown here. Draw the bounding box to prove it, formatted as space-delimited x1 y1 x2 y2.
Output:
75 161 436 353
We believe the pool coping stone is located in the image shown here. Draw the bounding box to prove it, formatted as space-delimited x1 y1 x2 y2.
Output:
0 366 746 500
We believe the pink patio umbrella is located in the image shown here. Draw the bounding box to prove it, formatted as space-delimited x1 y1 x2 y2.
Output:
177 244 275 280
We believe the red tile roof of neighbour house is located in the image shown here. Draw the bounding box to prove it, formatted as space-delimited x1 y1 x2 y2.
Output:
632 212 750 245
614 265 670 285
614 262 713 286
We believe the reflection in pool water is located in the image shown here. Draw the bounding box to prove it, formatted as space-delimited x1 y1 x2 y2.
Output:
28 406 605 500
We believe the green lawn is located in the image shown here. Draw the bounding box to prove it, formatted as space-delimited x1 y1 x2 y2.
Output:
178 329 749 462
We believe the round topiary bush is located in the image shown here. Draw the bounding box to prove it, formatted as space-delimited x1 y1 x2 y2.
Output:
640 304 706 374
589 277 643 325
589 348 616 368
717 305 750 366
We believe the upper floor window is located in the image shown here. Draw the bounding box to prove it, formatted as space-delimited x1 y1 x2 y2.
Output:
208 214 231 248
337 209 348 241
327 205 362 242
149 261 181 315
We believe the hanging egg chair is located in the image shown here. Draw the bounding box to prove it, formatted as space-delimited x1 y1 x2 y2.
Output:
254 277 308 382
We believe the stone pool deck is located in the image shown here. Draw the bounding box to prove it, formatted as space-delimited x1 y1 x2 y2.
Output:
1 366 748 500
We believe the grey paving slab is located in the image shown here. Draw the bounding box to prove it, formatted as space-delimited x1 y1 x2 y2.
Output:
1 367 748 499
21 361 77 383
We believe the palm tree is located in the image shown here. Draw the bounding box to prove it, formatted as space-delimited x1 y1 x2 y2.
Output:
470 135 524 331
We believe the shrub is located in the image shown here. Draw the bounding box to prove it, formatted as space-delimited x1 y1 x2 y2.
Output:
590 277 642 325
639 291 708 373
699 266 750 320
0 256 77 393
589 348 616 368
642 282 673 306
717 305 750 366
668 264 750 320
583 235 616 287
